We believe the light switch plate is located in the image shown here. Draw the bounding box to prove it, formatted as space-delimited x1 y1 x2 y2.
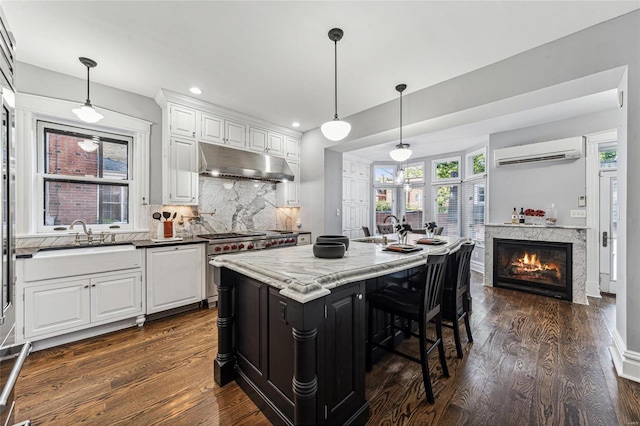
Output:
571 209 587 218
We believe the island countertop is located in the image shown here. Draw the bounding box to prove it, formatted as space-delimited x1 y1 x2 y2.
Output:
211 236 463 303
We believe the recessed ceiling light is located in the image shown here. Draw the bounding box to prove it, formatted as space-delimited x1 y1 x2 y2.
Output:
190 87 203 95
292 122 300 128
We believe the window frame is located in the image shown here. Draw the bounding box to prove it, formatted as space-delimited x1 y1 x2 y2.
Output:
16 93 151 237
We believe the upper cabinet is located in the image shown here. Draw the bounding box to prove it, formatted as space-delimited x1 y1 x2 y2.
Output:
248 126 285 157
169 104 197 138
155 89 303 206
200 112 246 149
285 137 300 161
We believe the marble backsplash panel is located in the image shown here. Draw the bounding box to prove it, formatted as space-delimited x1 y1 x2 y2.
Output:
16 177 298 247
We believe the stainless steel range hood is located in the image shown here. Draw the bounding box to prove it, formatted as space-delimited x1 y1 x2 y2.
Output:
198 143 294 183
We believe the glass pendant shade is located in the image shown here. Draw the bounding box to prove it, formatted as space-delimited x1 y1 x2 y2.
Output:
73 57 103 124
321 119 351 142
389 144 412 162
396 168 405 184
73 103 104 124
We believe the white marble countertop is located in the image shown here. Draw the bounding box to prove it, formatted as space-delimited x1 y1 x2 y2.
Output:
485 223 587 229
211 235 463 303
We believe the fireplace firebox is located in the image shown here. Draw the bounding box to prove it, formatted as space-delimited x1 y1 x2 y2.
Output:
493 239 572 301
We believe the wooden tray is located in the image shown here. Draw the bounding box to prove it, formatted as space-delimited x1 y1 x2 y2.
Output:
383 245 423 253
416 238 446 245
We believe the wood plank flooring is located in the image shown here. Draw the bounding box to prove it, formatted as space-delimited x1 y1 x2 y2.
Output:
15 272 640 425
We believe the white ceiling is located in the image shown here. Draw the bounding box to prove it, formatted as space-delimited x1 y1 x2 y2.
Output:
3 1 638 160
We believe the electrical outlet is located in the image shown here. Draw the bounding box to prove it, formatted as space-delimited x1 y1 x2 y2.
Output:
578 195 586 207
571 209 587 218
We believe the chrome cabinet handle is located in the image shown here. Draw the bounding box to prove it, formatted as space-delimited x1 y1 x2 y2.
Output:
602 231 608 247
0 342 32 414
355 293 363 300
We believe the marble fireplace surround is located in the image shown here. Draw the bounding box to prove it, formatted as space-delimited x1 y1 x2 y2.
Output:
484 224 588 305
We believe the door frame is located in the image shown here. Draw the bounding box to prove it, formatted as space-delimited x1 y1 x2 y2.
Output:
585 129 617 297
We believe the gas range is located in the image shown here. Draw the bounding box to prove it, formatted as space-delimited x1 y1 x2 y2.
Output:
199 230 298 255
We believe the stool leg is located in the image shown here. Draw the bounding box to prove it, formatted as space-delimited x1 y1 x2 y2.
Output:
436 315 449 378
418 320 435 404
453 314 463 359
464 312 473 343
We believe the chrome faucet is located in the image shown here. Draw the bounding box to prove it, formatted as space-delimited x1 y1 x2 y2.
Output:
69 220 93 244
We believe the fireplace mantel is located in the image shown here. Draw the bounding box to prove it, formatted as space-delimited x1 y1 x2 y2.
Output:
484 224 587 304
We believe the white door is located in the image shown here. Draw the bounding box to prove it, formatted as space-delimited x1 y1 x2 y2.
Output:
599 170 618 293
91 272 143 323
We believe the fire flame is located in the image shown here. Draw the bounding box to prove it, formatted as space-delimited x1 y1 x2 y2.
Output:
514 251 561 281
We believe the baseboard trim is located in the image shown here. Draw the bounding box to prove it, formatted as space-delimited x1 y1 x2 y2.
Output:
610 329 640 383
470 260 484 275
585 280 601 299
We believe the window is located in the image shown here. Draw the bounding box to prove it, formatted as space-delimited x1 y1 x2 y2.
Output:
599 145 617 170
432 156 460 181
466 148 486 179
374 188 395 233
374 165 395 184
403 162 424 229
39 121 133 229
431 183 460 237
463 179 486 247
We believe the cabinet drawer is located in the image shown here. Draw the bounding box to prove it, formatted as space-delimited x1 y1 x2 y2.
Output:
297 233 311 246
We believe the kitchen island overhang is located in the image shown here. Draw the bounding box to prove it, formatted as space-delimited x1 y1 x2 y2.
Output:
211 238 462 425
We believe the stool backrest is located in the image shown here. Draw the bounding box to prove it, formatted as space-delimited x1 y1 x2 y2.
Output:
362 226 371 237
377 224 395 235
421 252 449 322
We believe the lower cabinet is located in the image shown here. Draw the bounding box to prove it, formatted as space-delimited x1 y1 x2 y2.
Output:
23 271 143 340
145 243 205 314
232 271 366 425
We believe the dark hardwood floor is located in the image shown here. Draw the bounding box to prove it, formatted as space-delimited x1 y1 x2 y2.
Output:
15 272 640 425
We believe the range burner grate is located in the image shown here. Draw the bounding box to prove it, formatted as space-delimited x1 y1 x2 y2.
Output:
198 232 267 240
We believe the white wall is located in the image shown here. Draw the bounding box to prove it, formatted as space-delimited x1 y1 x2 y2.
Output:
301 10 640 381
488 109 619 226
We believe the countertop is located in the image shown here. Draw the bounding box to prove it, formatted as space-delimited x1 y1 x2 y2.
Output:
211 235 464 303
485 223 587 229
16 237 207 258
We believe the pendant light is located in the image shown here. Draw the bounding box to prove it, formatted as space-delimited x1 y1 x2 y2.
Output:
389 84 412 162
72 57 104 124
321 28 351 141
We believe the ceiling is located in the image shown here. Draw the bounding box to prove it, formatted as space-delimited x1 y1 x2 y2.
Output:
3 1 638 160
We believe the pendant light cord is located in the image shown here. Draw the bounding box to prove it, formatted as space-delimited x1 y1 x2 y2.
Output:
399 90 403 146
86 65 91 104
333 39 338 120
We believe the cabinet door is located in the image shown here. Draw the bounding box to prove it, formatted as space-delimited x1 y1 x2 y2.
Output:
285 137 300 160
225 119 246 148
325 282 366 424
342 177 350 202
248 127 268 152
24 279 91 338
91 272 143 324
342 205 352 232
146 244 204 314
267 132 285 157
168 137 198 205
285 160 299 205
200 112 225 144
169 104 197 138
356 180 369 204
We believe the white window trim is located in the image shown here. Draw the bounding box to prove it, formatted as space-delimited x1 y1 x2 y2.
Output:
373 163 401 187
432 155 462 183
16 93 151 237
465 147 487 180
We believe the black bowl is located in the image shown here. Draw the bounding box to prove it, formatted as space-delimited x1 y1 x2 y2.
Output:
313 242 346 259
316 235 350 250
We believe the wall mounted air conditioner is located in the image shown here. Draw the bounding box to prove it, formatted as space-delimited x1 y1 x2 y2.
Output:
494 136 584 167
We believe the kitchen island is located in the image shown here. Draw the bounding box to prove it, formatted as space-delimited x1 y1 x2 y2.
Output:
211 236 462 425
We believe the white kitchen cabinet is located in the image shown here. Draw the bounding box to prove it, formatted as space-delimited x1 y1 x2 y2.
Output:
22 271 143 341
276 160 299 206
167 136 198 205
248 126 285 157
285 137 300 160
146 244 205 314
169 104 197 139
342 156 372 239
200 111 246 148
